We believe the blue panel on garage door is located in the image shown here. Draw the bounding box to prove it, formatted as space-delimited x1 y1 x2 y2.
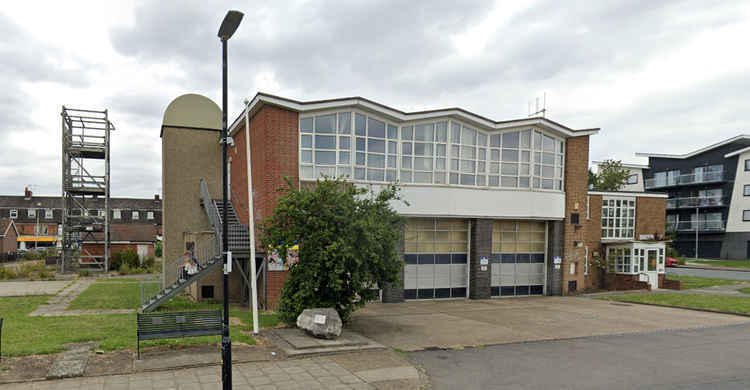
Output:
530 285 544 295
452 254 467 264
491 286 500 296
405 255 418 264
451 287 466 297
435 288 451 298
417 289 434 299
404 289 417 299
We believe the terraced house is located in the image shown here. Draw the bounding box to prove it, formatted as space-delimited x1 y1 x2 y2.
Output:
0 188 162 259
160 93 672 310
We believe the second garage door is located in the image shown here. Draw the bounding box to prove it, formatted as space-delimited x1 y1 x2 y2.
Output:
490 220 547 297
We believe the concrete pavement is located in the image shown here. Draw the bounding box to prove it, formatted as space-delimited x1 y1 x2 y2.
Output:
408 322 750 390
3 351 427 390
348 297 750 351
0 280 70 297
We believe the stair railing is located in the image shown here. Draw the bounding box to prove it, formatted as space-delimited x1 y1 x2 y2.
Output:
200 178 223 255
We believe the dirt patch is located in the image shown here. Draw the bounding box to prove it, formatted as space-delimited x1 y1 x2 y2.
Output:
0 354 54 383
229 316 244 326
85 349 134 376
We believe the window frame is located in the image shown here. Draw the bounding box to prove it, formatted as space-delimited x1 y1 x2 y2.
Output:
9 209 18 218
626 173 638 185
299 110 566 192
743 210 750 222
744 185 750 197
45 208 53 219
132 211 140 220
147 211 154 220
601 197 636 240
745 159 750 172
113 209 121 220
28 208 36 217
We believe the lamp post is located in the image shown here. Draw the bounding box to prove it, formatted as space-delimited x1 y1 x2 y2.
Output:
218 9 243 390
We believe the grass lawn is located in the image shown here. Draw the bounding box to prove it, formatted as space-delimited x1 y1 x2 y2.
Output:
665 274 745 289
0 292 279 357
692 260 750 269
739 288 750 295
96 277 142 282
603 293 750 315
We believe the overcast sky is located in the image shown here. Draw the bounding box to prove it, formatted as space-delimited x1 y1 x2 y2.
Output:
1 1 749 197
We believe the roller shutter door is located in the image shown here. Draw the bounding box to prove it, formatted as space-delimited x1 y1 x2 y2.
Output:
490 220 547 297
404 218 468 299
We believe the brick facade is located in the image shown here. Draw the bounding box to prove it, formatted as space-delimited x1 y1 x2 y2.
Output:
603 273 651 291
635 197 667 240
562 136 590 294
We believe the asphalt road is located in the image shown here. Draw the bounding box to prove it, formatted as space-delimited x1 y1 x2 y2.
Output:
667 266 750 281
408 323 750 390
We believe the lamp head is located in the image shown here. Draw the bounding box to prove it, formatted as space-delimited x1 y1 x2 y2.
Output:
218 10 244 40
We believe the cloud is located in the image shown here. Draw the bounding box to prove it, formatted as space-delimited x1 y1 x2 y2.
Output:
1 0 750 198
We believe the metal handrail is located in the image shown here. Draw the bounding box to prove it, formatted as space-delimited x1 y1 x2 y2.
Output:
200 179 222 255
668 220 725 232
666 196 727 209
646 171 725 188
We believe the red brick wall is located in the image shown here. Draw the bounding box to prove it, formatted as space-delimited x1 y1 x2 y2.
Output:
1 224 17 253
581 194 604 290
266 270 290 309
604 273 651 291
562 135 590 295
16 223 57 236
81 243 154 258
635 197 667 240
230 105 299 248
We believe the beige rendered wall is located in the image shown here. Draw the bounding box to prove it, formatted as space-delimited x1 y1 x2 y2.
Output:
161 94 222 288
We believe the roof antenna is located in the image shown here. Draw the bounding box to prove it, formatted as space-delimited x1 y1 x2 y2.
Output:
528 92 547 118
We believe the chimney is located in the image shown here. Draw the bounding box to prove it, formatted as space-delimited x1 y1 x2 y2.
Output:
154 194 160 201
24 187 32 199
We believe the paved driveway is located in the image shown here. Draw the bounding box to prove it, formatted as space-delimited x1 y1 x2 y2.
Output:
0 280 70 297
348 296 750 351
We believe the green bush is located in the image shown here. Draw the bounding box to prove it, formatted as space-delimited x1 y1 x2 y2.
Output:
677 256 687 265
0 266 18 280
154 241 162 257
666 246 679 259
262 177 405 325
142 256 155 269
110 249 139 271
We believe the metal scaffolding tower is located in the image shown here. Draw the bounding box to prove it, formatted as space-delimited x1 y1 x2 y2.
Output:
61 107 114 272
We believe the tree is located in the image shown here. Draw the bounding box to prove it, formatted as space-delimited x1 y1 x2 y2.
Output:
588 168 599 189
592 160 630 191
260 177 406 325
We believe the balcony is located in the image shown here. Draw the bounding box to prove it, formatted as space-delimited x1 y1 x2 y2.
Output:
645 171 726 189
666 196 728 209
666 220 725 232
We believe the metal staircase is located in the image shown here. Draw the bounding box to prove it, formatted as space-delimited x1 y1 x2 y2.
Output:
139 256 222 312
139 179 251 312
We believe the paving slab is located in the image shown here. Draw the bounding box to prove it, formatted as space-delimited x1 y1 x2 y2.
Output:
47 342 97 379
348 296 750 351
0 281 70 297
7 350 428 390
265 328 386 358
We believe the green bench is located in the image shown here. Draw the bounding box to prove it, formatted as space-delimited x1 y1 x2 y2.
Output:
136 310 222 359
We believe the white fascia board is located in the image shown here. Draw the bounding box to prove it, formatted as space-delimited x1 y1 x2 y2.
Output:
588 191 668 198
636 134 750 160
231 93 600 139
725 146 750 158
591 160 649 169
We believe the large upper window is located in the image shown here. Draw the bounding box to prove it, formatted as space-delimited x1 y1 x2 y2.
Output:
601 197 635 239
299 112 565 190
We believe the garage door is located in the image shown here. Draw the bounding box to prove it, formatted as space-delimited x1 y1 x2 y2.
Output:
490 221 546 297
404 218 468 299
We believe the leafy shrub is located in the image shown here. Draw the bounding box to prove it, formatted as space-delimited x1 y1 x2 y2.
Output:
110 249 139 271
677 256 687 265
155 241 162 257
142 256 155 269
79 270 91 277
0 266 18 280
262 177 405 325
666 246 679 259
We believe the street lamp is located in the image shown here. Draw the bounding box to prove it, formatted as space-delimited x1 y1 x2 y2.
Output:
218 9 243 390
